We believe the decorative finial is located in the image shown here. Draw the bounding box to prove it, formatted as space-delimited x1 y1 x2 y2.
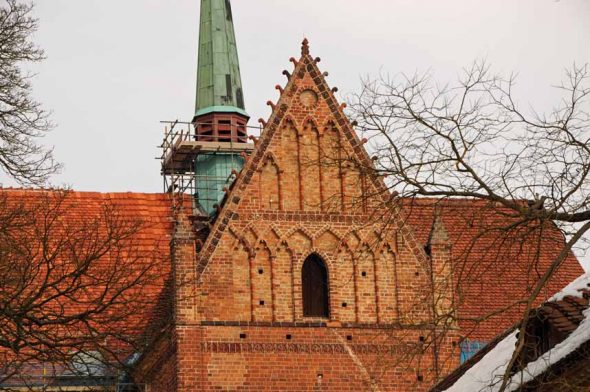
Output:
301 38 310 56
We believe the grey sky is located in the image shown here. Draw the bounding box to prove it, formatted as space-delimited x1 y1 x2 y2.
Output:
15 0 590 193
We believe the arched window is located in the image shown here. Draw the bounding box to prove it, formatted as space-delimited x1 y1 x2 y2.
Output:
302 254 330 318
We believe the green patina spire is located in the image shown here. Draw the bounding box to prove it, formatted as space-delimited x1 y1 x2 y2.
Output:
195 0 248 118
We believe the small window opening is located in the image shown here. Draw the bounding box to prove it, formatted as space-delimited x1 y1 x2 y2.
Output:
302 254 330 318
511 311 570 373
460 340 487 364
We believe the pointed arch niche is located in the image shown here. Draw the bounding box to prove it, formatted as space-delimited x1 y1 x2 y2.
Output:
300 120 322 211
301 254 330 318
280 118 301 210
259 154 281 210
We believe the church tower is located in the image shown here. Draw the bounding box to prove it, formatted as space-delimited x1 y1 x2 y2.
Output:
161 0 252 217
194 0 248 128
191 0 250 216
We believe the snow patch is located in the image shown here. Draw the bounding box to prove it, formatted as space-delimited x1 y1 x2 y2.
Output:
550 272 590 301
444 273 590 391
444 331 518 392
505 306 590 390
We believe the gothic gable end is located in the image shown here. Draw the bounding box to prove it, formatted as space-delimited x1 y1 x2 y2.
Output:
197 40 431 278
190 40 437 330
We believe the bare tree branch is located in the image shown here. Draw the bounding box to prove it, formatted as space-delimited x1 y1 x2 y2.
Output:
348 61 590 390
0 190 168 387
0 0 60 186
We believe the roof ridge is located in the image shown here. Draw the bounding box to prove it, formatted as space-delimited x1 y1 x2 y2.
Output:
0 188 170 197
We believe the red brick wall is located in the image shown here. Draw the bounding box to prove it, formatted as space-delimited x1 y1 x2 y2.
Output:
200 215 432 325
133 328 177 392
195 50 435 328
174 325 460 391
164 45 458 391
143 41 583 392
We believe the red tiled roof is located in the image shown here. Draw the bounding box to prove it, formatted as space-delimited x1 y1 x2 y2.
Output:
0 189 174 364
401 197 584 341
431 274 590 391
540 289 590 334
2 189 582 363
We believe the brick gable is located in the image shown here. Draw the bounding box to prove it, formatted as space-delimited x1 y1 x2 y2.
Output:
169 40 457 391
194 39 438 327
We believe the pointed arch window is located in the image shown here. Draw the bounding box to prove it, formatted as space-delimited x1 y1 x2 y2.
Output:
302 254 330 318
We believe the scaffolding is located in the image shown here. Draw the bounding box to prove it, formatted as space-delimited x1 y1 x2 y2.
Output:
159 120 258 216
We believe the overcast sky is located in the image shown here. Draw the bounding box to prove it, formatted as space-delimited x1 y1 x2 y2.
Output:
13 0 590 193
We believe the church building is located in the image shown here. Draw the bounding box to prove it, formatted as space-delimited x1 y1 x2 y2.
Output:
0 1 584 391
130 1 583 391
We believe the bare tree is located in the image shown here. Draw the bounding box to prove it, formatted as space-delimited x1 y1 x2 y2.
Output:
0 2 171 389
0 190 168 389
348 61 590 390
0 0 59 186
